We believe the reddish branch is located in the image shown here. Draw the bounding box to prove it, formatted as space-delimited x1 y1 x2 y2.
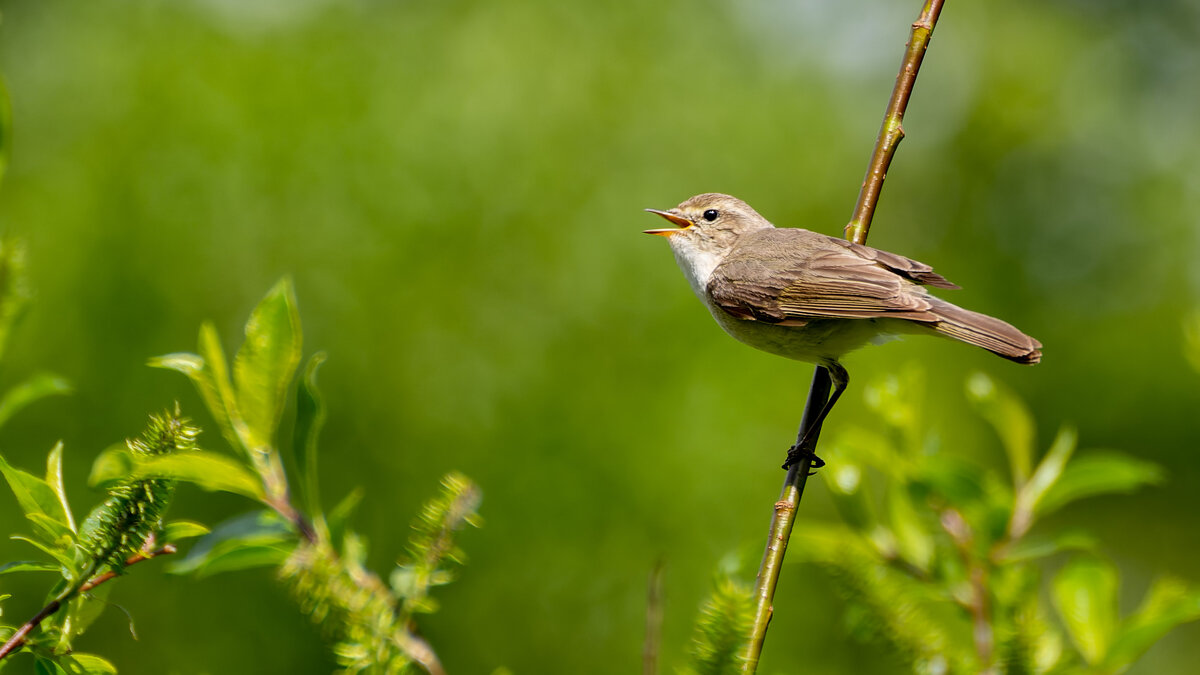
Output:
0 545 177 661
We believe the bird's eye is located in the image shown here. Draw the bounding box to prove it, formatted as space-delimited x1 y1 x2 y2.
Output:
703 209 720 222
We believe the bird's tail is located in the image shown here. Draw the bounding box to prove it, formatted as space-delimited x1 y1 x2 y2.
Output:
924 297 1042 364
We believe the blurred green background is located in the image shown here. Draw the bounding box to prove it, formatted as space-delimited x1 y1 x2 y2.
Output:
1 0 1198 672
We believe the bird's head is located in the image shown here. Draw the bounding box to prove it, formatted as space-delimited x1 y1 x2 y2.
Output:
644 193 773 259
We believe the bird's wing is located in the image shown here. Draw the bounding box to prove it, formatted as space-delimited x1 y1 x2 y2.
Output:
707 229 957 323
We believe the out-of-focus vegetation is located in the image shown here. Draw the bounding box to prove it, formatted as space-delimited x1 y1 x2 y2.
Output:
0 0 1198 673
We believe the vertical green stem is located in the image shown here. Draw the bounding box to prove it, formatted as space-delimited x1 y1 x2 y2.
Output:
741 371 828 672
742 0 947 670
845 0 945 245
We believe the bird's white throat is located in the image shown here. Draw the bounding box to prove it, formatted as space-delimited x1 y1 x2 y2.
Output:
667 237 726 301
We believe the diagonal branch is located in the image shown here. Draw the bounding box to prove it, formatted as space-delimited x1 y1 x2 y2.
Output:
741 1 947 671
0 545 178 661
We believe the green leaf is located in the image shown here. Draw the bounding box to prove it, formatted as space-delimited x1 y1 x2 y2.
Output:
168 510 295 577
35 658 69 675
1010 426 1076 537
1038 452 1163 517
57 653 117 675
0 373 71 430
149 326 242 454
294 352 327 523
966 372 1035 484
995 529 1097 564
160 520 211 542
45 442 77 533
58 584 113 653
887 484 933 572
89 445 264 500
1104 577 1200 672
0 560 60 575
327 487 364 546
0 452 74 546
11 535 76 576
1052 555 1119 665
234 277 302 450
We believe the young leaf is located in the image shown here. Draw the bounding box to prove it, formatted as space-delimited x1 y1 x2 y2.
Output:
57 653 117 675
89 445 264 500
34 658 69 675
168 510 295 577
0 373 71 430
233 277 302 450
1010 426 1077 537
327 487 364 547
994 529 1097 564
58 584 114 654
294 352 327 523
150 323 243 453
886 484 933 572
966 372 1035 484
1037 452 1163 517
45 442 77 533
10 535 76 575
1103 577 1200 672
0 452 74 546
160 520 211 542
0 560 59 575
1052 555 1119 665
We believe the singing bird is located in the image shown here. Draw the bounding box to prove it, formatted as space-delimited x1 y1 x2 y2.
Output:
645 193 1041 467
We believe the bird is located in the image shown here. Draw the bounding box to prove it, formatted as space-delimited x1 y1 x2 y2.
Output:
644 193 1041 468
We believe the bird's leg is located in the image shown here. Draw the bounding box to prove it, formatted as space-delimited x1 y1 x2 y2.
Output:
783 362 849 471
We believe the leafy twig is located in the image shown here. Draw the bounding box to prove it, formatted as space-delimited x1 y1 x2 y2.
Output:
742 1 947 670
0 545 177 660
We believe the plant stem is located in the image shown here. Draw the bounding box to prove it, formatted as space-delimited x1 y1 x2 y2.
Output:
643 559 665 675
845 0 946 245
741 372 828 672
0 545 177 661
742 0 947 670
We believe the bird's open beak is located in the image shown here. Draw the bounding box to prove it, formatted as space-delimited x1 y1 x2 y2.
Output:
643 208 691 236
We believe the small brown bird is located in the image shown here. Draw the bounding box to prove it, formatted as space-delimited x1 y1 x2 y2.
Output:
645 193 1041 466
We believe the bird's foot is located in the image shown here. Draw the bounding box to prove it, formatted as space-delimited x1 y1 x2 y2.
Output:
782 444 826 474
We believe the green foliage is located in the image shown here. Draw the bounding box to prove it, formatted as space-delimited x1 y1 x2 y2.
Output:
282 474 482 674
80 410 198 570
168 510 293 578
150 278 300 463
681 575 754 675
89 445 263 500
392 472 483 616
148 279 483 673
789 369 1196 675
1 277 483 673
0 411 197 670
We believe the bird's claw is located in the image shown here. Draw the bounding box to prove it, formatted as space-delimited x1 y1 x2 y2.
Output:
782 444 825 474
